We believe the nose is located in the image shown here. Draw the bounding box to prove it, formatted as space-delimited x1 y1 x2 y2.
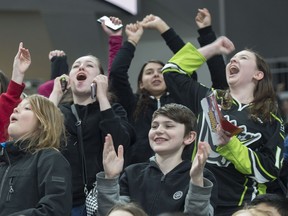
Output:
155 125 164 134
229 56 237 64
13 107 19 113
153 70 163 77
79 63 85 70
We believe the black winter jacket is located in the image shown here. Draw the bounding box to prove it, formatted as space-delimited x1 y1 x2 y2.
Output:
0 141 72 216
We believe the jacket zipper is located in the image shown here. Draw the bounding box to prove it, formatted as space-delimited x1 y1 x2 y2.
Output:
157 98 161 109
0 166 11 199
6 177 14 201
150 174 166 215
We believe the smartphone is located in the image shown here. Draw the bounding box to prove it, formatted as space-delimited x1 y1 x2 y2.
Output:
91 83 96 99
60 77 67 92
97 16 123 31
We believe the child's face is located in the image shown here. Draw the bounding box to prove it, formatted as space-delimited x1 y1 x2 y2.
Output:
69 56 101 96
149 115 187 155
8 99 38 140
139 62 166 97
226 50 261 88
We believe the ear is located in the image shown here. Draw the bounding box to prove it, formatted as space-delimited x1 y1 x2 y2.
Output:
183 131 197 146
253 70 264 81
139 81 144 90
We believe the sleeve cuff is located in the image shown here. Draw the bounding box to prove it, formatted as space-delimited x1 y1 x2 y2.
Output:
162 43 206 76
7 80 25 98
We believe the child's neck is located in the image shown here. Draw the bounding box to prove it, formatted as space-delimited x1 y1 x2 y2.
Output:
155 154 183 175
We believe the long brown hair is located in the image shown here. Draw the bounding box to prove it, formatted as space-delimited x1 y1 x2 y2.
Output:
249 49 278 123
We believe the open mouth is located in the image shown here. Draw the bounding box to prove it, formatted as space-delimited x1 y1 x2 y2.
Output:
229 65 239 75
76 73 87 81
10 115 17 122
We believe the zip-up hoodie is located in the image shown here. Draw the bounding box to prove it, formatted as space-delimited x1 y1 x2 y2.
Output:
0 141 72 216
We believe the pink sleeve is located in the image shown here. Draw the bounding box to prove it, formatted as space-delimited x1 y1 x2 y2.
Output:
0 80 25 142
107 35 123 78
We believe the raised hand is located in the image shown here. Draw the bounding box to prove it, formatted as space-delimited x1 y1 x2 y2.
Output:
93 74 108 100
125 22 144 46
103 134 124 179
12 42 31 84
48 50 66 61
198 36 235 59
49 75 70 106
214 36 235 55
190 141 211 186
140 14 169 34
101 16 123 37
195 8 212 29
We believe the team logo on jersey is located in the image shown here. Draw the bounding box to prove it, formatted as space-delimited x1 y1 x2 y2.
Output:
173 191 183 200
200 115 262 167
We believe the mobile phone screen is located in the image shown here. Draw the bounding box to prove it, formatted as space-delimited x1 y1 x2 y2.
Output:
97 16 123 31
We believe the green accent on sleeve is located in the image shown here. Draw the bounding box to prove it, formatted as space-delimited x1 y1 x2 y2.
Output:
257 183 267 195
216 136 252 174
253 152 276 180
162 42 206 76
238 178 248 206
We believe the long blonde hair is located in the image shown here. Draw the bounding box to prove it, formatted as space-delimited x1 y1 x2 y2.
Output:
14 94 66 153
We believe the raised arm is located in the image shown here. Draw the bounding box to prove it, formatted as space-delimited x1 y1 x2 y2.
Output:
196 8 228 89
97 134 128 216
38 50 69 98
185 141 214 216
100 16 123 77
0 42 31 142
108 22 144 117
49 50 69 79
141 14 186 55
162 36 234 113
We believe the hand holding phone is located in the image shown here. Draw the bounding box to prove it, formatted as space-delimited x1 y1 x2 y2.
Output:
91 83 96 99
97 16 123 31
60 77 68 92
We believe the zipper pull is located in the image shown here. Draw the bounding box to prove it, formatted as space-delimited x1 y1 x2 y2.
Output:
7 177 14 201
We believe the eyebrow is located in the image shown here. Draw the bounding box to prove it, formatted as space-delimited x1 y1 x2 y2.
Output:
152 120 175 124
234 53 250 59
73 60 96 65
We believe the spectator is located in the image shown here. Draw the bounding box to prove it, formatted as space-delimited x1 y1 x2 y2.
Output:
109 14 227 165
97 103 216 216
0 94 72 215
49 52 135 216
0 42 30 142
162 36 284 215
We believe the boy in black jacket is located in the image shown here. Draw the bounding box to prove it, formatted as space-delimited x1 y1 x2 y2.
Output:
97 103 217 216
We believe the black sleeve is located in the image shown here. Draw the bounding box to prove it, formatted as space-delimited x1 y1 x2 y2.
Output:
109 42 137 119
99 103 136 150
50 56 69 80
197 26 228 89
162 28 198 80
161 28 185 54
